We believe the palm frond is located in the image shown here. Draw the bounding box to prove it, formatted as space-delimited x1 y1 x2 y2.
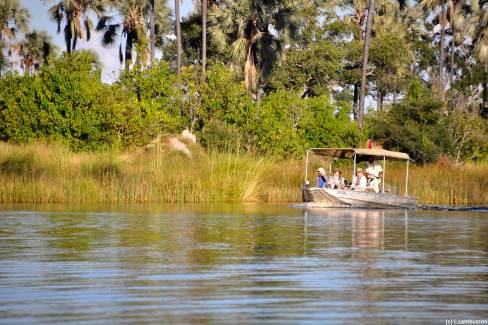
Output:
85 18 93 41
96 15 113 31
102 24 120 46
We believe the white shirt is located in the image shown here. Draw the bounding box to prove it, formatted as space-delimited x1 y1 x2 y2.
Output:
368 177 380 193
351 175 367 191
366 161 383 175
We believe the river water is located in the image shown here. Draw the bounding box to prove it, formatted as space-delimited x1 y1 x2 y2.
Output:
0 204 487 324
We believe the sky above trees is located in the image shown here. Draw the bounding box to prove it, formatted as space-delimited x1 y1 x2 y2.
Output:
19 0 193 82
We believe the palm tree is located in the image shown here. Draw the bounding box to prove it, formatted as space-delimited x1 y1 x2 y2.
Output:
328 0 367 119
357 0 375 129
448 0 459 85
0 0 30 40
47 0 104 53
0 0 30 73
355 0 407 128
12 30 57 75
201 0 207 80
209 0 298 100
97 0 170 70
420 0 448 100
149 0 155 65
175 0 182 74
458 0 488 116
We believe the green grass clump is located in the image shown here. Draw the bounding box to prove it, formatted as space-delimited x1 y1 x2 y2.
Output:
0 141 487 205
0 141 303 204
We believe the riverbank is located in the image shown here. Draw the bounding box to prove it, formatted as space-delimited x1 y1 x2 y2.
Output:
1 142 487 205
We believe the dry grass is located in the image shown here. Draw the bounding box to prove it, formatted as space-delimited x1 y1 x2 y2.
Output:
0 141 302 204
386 161 488 206
0 142 487 205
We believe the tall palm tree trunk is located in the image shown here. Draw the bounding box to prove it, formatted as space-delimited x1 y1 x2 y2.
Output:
449 2 456 86
439 0 446 99
125 33 134 70
175 0 182 74
353 83 359 119
149 0 156 65
450 34 455 85
64 19 73 53
482 62 488 118
358 0 375 130
72 29 78 51
201 0 207 80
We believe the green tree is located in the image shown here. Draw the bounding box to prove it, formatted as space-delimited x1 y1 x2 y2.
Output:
457 0 488 117
368 79 450 163
209 0 298 100
175 0 182 74
0 0 30 73
47 0 104 53
420 0 448 100
12 30 57 75
97 0 171 70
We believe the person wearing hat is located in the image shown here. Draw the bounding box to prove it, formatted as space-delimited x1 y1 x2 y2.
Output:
351 168 367 191
367 170 380 193
328 168 345 189
316 167 328 188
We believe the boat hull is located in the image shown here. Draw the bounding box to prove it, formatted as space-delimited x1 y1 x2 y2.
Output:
301 187 417 209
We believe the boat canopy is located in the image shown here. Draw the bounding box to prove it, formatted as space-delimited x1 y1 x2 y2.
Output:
308 148 411 161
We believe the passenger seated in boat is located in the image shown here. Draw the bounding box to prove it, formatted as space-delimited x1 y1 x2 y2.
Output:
365 156 383 176
328 169 345 189
367 170 380 193
351 168 367 191
316 167 328 188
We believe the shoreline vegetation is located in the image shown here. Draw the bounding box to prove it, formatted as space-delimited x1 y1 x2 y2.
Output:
1 142 487 206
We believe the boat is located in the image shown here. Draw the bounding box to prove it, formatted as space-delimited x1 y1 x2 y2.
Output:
301 148 417 209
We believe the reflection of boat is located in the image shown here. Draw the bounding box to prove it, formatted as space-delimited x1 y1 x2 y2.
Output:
301 148 417 209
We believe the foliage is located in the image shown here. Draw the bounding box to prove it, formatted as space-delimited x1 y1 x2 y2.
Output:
209 0 298 98
46 0 104 52
0 51 156 150
11 30 57 75
368 79 449 163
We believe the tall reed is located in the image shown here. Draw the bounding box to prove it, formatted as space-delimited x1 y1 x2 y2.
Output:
0 141 302 204
0 142 487 205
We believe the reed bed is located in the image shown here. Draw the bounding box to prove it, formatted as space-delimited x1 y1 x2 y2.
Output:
0 142 487 205
386 161 488 206
0 141 302 204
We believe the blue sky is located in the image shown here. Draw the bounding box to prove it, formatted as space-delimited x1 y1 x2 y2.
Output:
20 0 194 82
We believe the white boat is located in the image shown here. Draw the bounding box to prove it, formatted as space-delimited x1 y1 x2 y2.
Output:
301 148 417 209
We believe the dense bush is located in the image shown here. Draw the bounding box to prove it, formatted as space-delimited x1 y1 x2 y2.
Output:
0 51 157 150
0 52 365 155
367 80 444 163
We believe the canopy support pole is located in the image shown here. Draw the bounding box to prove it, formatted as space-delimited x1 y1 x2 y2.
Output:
353 153 357 181
304 150 309 185
405 160 409 196
382 156 386 193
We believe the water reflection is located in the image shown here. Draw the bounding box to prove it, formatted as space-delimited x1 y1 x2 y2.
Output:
0 205 487 324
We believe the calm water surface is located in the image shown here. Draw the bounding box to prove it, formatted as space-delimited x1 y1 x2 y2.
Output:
0 204 487 324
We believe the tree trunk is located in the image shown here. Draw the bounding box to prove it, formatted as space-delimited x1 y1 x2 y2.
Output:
482 62 488 118
358 0 375 130
377 88 383 111
125 34 133 71
450 35 455 86
439 0 446 100
72 29 78 51
149 0 156 65
450 20 455 86
353 83 359 119
64 20 72 53
449 0 457 87
175 0 182 75
201 0 207 81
